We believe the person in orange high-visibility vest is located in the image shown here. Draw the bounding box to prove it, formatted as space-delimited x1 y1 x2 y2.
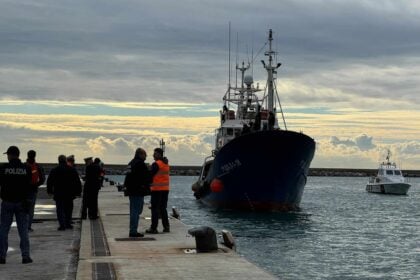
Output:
146 148 170 234
25 150 45 232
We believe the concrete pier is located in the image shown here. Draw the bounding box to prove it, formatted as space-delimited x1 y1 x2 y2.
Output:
1 183 277 279
0 186 81 279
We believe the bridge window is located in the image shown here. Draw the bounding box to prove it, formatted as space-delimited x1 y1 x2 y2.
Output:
386 170 393 175
394 170 401 175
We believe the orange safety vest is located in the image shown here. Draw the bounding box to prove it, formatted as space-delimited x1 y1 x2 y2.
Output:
150 160 170 191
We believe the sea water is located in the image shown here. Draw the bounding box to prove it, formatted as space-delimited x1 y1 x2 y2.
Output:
107 175 420 280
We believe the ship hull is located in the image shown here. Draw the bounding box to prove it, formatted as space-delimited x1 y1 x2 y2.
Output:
366 183 411 195
194 130 315 211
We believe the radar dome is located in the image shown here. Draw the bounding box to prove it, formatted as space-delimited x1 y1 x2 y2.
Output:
244 75 253 86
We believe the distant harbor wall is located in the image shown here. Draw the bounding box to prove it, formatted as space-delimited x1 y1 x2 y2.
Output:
309 168 420 177
35 163 420 177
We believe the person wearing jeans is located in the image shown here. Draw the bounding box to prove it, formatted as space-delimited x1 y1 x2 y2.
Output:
129 196 144 236
0 202 31 262
124 148 151 238
0 146 33 264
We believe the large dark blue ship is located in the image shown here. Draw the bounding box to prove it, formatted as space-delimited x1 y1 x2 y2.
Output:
192 29 316 211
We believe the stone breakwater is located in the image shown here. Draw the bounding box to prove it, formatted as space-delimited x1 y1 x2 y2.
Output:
33 164 420 177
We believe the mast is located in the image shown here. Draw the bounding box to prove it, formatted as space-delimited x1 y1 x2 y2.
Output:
236 61 250 119
262 29 281 112
227 22 231 105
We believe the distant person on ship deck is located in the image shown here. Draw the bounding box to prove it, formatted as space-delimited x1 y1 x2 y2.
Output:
221 105 228 123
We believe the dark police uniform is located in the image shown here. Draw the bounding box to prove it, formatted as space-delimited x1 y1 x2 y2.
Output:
47 161 82 230
81 161 102 219
0 158 32 261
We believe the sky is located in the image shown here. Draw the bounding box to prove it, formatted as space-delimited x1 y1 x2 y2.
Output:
0 0 419 169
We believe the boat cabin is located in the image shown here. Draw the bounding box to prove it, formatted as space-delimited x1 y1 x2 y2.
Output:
377 167 402 176
372 162 405 184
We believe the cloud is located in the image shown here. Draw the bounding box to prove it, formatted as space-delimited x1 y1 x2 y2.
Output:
312 135 420 169
354 134 376 151
0 1 419 169
0 109 217 164
330 134 375 151
85 134 213 165
2 0 420 104
86 136 132 155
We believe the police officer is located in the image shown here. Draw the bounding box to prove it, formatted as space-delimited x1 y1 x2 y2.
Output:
47 155 82 230
0 146 33 264
82 157 102 220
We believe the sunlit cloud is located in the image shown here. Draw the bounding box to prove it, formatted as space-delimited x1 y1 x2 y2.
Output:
0 105 418 168
0 113 218 135
313 137 420 169
0 99 204 109
330 134 375 151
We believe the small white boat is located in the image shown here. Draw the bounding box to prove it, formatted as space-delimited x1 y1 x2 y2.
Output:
366 151 411 195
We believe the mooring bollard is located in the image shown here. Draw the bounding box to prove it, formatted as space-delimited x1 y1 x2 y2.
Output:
221 229 236 251
171 206 180 219
188 226 218 252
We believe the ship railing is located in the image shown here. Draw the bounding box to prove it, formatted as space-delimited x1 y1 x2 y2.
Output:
199 155 214 181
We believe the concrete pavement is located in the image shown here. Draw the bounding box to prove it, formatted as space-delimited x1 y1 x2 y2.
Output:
1 183 278 280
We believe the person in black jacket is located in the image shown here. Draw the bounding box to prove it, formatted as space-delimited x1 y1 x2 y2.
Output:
25 150 46 232
47 155 82 231
124 148 151 237
81 157 102 220
0 146 33 264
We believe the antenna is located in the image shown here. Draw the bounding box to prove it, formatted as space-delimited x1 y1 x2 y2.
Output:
228 22 231 102
386 149 391 164
251 43 254 77
160 139 166 156
235 32 239 89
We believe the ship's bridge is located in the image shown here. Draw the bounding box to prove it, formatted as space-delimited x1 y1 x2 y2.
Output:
215 120 244 149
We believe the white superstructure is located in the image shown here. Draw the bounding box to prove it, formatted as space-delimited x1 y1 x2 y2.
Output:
366 151 411 195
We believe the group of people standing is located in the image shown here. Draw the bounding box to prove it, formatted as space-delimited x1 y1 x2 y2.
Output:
0 146 105 264
47 155 105 229
0 144 169 264
125 147 170 238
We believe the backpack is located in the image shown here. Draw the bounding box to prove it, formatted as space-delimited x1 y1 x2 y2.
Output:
29 163 45 187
